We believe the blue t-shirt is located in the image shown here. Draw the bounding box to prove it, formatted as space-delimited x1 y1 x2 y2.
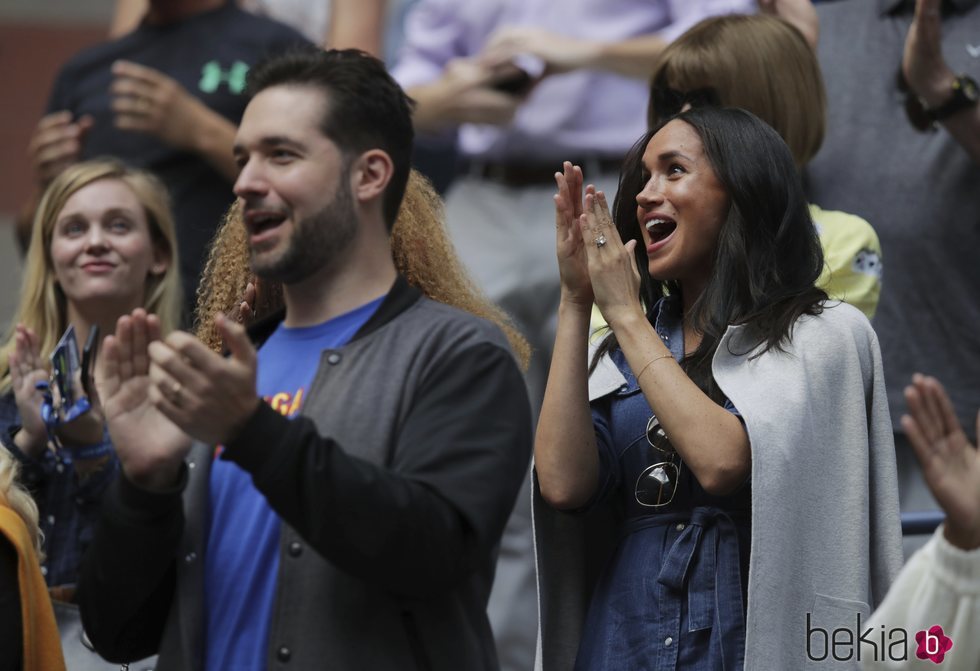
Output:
204 297 383 670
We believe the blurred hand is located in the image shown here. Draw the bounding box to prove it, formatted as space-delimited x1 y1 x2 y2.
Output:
902 0 956 108
482 27 595 75
148 314 259 446
554 163 594 309
229 281 256 325
27 111 93 187
902 374 980 550
757 0 819 50
410 58 524 131
8 325 49 458
97 309 192 491
111 60 214 151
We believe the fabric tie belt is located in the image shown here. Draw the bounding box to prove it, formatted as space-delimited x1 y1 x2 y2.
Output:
624 506 748 671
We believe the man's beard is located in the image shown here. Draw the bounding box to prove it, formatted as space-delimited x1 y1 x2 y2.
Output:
250 173 358 285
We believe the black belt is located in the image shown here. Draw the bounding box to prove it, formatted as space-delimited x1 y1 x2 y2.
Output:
460 156 624 187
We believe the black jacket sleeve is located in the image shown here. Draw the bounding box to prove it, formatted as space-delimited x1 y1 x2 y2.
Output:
223 341 532 597
76 467 186 663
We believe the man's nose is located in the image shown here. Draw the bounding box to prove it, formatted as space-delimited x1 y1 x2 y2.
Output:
234 159 267 198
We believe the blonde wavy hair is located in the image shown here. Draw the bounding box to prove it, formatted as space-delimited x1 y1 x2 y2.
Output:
0 158 182 394
195 169 531 369
0 448 42 556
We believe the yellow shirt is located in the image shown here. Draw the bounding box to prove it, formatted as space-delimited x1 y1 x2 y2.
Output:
811 203 882 319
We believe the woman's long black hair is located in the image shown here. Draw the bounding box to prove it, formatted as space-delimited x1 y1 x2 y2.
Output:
593 107 827 402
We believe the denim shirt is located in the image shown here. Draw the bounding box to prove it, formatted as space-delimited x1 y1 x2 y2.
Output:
576 297 750 671
0 392 118 588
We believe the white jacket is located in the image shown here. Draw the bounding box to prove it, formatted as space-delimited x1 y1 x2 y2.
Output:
862 526 979 671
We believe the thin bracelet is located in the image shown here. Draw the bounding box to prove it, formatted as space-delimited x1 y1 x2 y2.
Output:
635 353 673 383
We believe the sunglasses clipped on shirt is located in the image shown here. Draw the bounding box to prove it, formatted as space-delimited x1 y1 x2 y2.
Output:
634 415 683 508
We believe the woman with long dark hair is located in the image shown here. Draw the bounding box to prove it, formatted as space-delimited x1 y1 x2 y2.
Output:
534 107 902 670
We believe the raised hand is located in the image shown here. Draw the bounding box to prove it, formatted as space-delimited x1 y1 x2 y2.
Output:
757 0 819 50
8 325 50 458
233 281 257 325
554 162 594 308
579 190 643 328
409 57 525 132
97 309 191 491
902 374 980 550
482 26 594 76
28 111 93 188
111 60 214 151
902 0 955 108
148 314 260 446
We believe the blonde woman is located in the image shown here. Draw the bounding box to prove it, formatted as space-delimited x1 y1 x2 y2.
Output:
0 158 180 590
0 449 66 670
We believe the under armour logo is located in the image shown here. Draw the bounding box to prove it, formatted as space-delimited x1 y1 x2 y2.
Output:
199 60 249 94
967 43 980 57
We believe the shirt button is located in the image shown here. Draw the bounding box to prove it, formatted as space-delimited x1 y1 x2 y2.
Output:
187 460 196 469
277 646 291 662
288 541 303 557
326 353 341 365
675 523 685 531
665 636 673 647
47 515 56 525
40 566 48 576
184 552 197 564
55 463 65 473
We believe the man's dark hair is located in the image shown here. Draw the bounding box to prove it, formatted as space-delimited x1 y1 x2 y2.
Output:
246 47 415 230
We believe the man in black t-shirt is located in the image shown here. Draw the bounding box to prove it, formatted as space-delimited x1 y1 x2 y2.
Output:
25 0 309 317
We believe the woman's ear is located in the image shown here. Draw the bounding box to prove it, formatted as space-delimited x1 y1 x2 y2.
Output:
351 149 394 205
150 242 170 276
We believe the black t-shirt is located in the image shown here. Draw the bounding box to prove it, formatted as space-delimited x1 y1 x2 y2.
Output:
46 2 310 316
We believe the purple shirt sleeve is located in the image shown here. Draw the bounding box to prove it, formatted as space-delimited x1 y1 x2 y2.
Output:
660 0 757 43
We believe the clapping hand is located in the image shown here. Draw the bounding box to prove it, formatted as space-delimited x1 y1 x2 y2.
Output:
147 314 260 447
554 162 594 308
96 309 192 491
578 189 643 328
8 325 51 458
902 374 980 550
